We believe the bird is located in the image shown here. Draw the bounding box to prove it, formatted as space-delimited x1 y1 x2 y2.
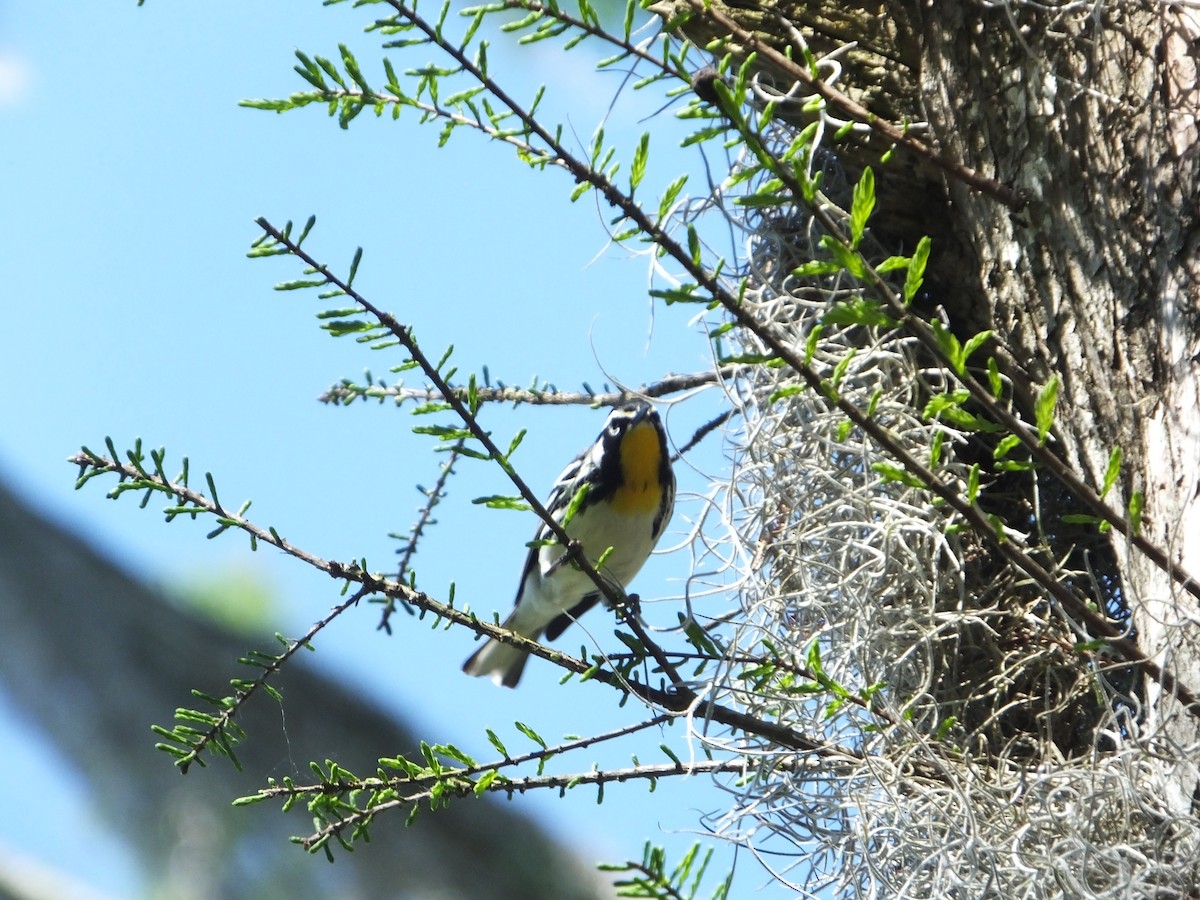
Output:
463 401 675 687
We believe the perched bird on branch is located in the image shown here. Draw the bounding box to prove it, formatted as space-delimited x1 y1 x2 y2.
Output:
463 403 675 687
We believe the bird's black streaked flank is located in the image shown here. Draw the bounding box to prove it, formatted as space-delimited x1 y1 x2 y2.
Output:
463 402 675 687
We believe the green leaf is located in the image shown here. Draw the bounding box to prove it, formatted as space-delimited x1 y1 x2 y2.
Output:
791 259 841 278
986 357 1003 398
412 424 473 441
993 433 1022 459
630 132 649 191
960 330 992 369
922 390 971 419
595 544 614 570
829 348 857 389
904 236 930 304
514 721 547 749
929 429 945 468
293 51 328 90
438 743 476 767
967 463 981 504
849 167 875 248
1128 491 1144 535
485 728 509 759
934 717 958 741
321 319 377 336
240 98 293 112
562 482 590 527
987 513 1007 541
872 462 926 489
993 458 1034 472
622 0 635 39
876 254 910 273
505 428 526 460
866 387 883 417
474 769 498 796
500 9 542 32
419 741 443 773
821 297 898 329
819 235 866 279
315 307 363 319
1035 375 1059 444
295 216 316 245
615 631 645 656
805 640 823 675
472 495 531 510
276 278 328 292
686 224 702 265
680 125 729 148
930 319 962 371
804 325 823 366
732 191 789 209
339 44 373 97
232 793 270 807
1102 446 1122 498
657 174 688 222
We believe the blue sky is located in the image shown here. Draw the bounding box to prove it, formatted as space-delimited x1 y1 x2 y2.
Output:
0 2 790 896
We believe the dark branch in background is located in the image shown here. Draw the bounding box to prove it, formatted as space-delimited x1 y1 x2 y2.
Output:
2 480 610 899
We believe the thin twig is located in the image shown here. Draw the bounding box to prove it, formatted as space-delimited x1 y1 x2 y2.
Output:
320 368 736 407
380 439 464 633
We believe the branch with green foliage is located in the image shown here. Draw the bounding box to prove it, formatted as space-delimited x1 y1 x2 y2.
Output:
238 715 742 854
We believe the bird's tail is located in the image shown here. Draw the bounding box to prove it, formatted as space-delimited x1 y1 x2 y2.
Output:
462 618 541 688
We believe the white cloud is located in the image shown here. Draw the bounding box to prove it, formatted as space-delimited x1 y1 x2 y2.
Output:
0 53 31 106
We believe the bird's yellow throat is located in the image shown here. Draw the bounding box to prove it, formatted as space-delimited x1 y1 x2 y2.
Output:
612 421 663 514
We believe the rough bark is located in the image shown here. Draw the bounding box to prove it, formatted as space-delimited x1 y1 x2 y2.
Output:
918 1 1200 812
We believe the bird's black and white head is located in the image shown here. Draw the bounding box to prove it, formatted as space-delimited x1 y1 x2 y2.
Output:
589 402 673 519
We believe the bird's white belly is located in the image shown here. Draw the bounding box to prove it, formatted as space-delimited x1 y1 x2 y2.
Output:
537 503 657 606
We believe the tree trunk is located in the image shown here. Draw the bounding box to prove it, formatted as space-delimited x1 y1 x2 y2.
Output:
919 2 1200 811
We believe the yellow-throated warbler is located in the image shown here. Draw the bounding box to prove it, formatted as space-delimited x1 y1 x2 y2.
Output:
463 402 675 687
